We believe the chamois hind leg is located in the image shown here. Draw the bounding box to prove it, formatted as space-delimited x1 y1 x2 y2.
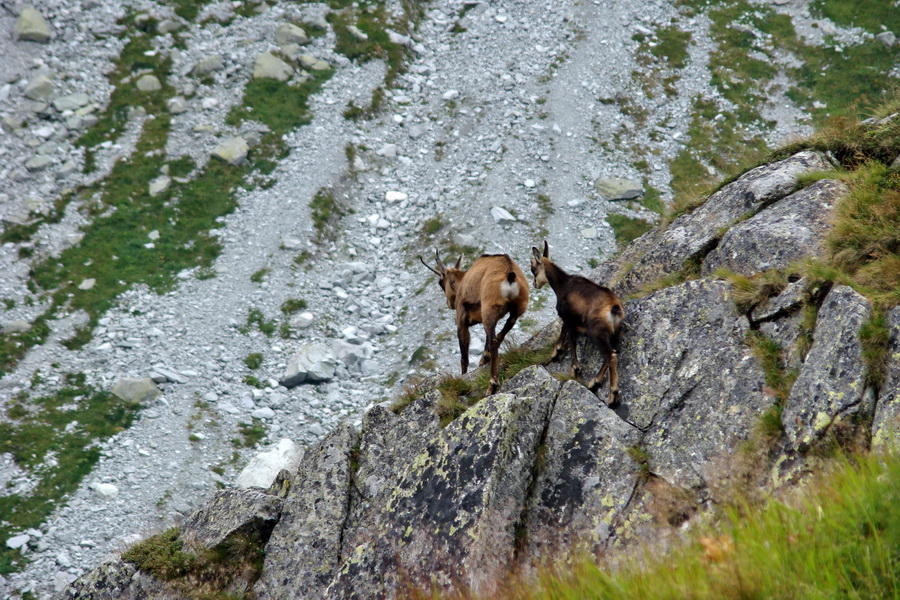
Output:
495 308 520 349
588 336 619 406
457 313 471 375
483 319 501 395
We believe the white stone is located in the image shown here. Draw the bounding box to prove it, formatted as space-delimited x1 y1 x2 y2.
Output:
490 206 517 224
276 23 308 45
290 311 314 328
251 407 275 419
385 190 407 202
149 176 171 197
581 227 598 239
78 278 96 290
136 75 162 92
89 482 119 497
442 89 459 101
6 534 30 550
235 439 302 488
524 179 535 188
212 137 249 166
253 52 294 81
281 344 338 386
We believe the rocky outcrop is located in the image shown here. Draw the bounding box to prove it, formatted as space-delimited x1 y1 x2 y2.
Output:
783 285 873 452
615 150 833 295
67 149 900 599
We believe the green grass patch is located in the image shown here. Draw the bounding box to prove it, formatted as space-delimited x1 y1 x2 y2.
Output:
716 268 789 314
651 25 692 69
250 268 270 283
225 71 332 136
122 526 267 594
434 343 556 427
280 298 308 314
859 310 891 388
240 308 277 337
0 382 141 573
232 420 267 449
309 188 346 239
422 215 445 236
745 330 798 404
243 353 264 370
606 214 653 250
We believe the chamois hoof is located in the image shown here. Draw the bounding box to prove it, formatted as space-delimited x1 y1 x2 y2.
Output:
479 353 491 367
607 389 620 407
487 379 500 395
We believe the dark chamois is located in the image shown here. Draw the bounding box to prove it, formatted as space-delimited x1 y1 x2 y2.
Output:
530 241 624 405
420 251 529 395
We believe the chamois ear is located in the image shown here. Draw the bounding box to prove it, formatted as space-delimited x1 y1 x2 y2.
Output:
543 240 550 258
531 246 542 262
454 255 462 269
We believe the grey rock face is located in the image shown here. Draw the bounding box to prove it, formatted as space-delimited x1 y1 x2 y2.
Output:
61 559 172 600
521 381 641 567
15 6 51 43
615 280 769 489
872 307 900 448
618 151 832 295
703 179 848 276
53 93 91 112
179 488 282 551
329 390 553 598
783 285 872 452
254 424 358 599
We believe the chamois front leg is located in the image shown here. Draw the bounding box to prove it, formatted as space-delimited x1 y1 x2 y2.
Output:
568 327 581 378
457 314 471 375
546 325 568 364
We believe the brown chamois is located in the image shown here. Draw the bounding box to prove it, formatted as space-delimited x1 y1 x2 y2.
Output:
420 250 530 395
530 241 624 405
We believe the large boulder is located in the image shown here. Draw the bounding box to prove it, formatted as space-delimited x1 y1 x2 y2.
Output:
871 307 900 448
703 179 848 276
617 151 832 295
179 488 282 551
327 389 554 598
520 380 641 568
615 280 769 490
783 285 873 452
254 424 358 599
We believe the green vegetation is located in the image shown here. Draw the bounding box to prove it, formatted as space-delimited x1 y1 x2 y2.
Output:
250 268 270 283
233 420 267 449
746 328 797 396
122 526 267 595
606 214 653 250
243 353 264 370
422 215 445 236
240 308 277 337
481 450 900 600
650 26 692 70
280 298 308 314
433 343 556 427
715 268 789 314
309 188 346 239
0 379 141 573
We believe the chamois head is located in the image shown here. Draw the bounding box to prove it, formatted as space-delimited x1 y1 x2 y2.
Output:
420 250 464 310
530 240 550 289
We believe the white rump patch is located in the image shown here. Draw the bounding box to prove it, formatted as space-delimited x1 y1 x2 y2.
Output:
500 280 519 300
